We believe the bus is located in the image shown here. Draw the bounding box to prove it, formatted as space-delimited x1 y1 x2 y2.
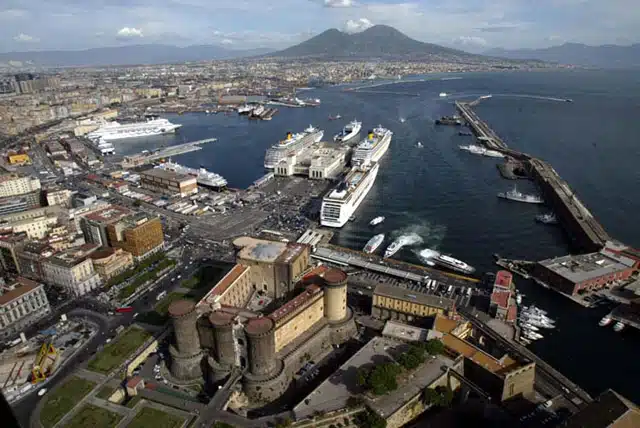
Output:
116 306 133 313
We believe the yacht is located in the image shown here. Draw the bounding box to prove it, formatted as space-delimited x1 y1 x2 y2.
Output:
524 331 544 340
352 126 393 166
439 92 448 97
384 237 408 258
498 185 544 204
369 216 385 226
516 294 523 305
536 213 558 224
264 125 324 169
520 322 540 332
320 163 379 228
599 315 612 327
329 114 342 120
613 322 625 332
459 144 505 158
399 117 406 123
416 142 424 148
418 249 475 274
87 118 181 141
364 234 385 254
237 104 254 115
334 120 362 143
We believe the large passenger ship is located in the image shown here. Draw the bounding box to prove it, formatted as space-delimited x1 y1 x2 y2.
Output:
155 160 227 189
264 125 324 169
320 162 379 227
351 126 392 166
87 118 182 141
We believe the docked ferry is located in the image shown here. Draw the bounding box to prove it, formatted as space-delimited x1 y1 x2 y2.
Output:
320 162 379 228
334 120 362 143
87 118 182 141
351 126 393 166
264 125 324 169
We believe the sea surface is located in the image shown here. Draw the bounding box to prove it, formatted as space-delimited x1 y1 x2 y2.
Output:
114 69 640 401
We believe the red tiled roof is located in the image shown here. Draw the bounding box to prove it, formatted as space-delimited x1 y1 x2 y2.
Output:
495 270 513 288
506 305 518 322
270 284 321 323
209 264 249 297
491 290 511 309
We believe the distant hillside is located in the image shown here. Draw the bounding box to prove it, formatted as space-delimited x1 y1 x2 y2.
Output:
0 45 273 68
485 43 640 68
268 25 479 61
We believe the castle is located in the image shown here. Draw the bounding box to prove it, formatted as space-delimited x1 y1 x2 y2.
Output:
166 237 357 403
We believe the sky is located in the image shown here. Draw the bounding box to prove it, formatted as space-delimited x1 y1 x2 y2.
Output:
0 0 638 53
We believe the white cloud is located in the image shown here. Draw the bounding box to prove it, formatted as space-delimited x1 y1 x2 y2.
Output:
454 36 488 47
344 18 373 34
324 0 353 7
116 27 144 39
13 33 39 43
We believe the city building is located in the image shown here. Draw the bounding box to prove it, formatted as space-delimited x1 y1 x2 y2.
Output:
0 277 51 339
0 233 29 274
45 141 67 158
45 188 73 207
273 143 349 180
489 270 517 323
169 238 356 404
89 247 133 281
15 242 54 281
42 243 101 296
371 283 455 322
561 389 640 428
106 213 164 260
0 174 41 198
433 314 535 402
0 191 42 216
0 212 59 239
139 168 198 197
534 243 637 296
7 153 30 165
233 236 311 299
80 205 131 247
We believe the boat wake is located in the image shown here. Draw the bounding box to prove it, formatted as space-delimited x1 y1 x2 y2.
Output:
416 249 439 266
390 221 446 248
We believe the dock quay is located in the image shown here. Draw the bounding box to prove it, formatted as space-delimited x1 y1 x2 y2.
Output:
609 302 640 331
120 138 216 169
494 257 534 279
455 99 610 253
312 244 479 287
497 159 528 180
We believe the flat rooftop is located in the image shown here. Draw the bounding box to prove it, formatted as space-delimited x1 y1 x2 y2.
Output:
0 277 42 307
83 205 131 223
374 283 455 310
293 336 455 418
538 252 631 284
382 320 432 342
562 389 640 428
140 168 194 183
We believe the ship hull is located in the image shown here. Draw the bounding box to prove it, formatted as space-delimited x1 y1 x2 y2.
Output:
264 129 323 169
497 194 544 204
352 131 392 166
320 163 379 228
431 258 475 274
95 124 181 141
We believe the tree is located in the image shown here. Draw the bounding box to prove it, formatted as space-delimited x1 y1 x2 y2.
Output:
424 339 445 355
354 408 386 428
356 367 369 388
275 417 292 428
423 385 454 408
346 396 364 409
367 363 401 395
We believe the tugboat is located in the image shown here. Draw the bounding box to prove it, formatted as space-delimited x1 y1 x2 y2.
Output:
613 321 625 332
435 116 462 126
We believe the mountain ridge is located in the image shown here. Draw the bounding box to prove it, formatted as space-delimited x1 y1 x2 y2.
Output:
485 42 640 68
267 25 477 60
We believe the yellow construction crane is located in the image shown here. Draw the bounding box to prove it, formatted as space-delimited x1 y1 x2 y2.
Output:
31 342 58 384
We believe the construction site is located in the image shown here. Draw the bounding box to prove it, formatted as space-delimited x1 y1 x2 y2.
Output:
0 317 96 402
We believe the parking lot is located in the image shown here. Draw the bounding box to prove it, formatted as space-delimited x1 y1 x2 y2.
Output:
347 270 477 309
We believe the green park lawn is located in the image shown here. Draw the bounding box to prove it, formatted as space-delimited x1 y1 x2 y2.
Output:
40 377 96 428
87 327 152 374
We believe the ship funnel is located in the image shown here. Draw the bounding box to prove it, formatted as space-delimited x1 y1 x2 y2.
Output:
368 131 374 140
286 132 292 140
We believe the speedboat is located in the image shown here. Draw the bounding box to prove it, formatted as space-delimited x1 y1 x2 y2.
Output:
416 142 424 148
536 213 558 225
369 216 385 226
516 294 523 305
364 234 385 254
384 238 406 258
399 117 406 123
439 92 448 97
520 322 539 332
599 315 612 327
329 114 342 120
613 322 625 332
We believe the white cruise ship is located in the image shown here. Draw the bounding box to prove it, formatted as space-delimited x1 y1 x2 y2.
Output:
352 126 392 166
155 160 227 189
264 125 324 169
87 118 182 141
93 138 115 155
321 163 379 228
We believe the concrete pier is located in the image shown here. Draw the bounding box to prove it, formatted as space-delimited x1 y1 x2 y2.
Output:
455 99 610 253
121 138 217 169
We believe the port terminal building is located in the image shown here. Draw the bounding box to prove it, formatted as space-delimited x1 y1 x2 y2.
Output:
273 142 349 180
533 241 639 296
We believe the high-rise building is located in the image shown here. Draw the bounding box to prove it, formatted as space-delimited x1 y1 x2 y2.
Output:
139 168 198 198
41 243 101 297
80 205 131 247
107 214 164 260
